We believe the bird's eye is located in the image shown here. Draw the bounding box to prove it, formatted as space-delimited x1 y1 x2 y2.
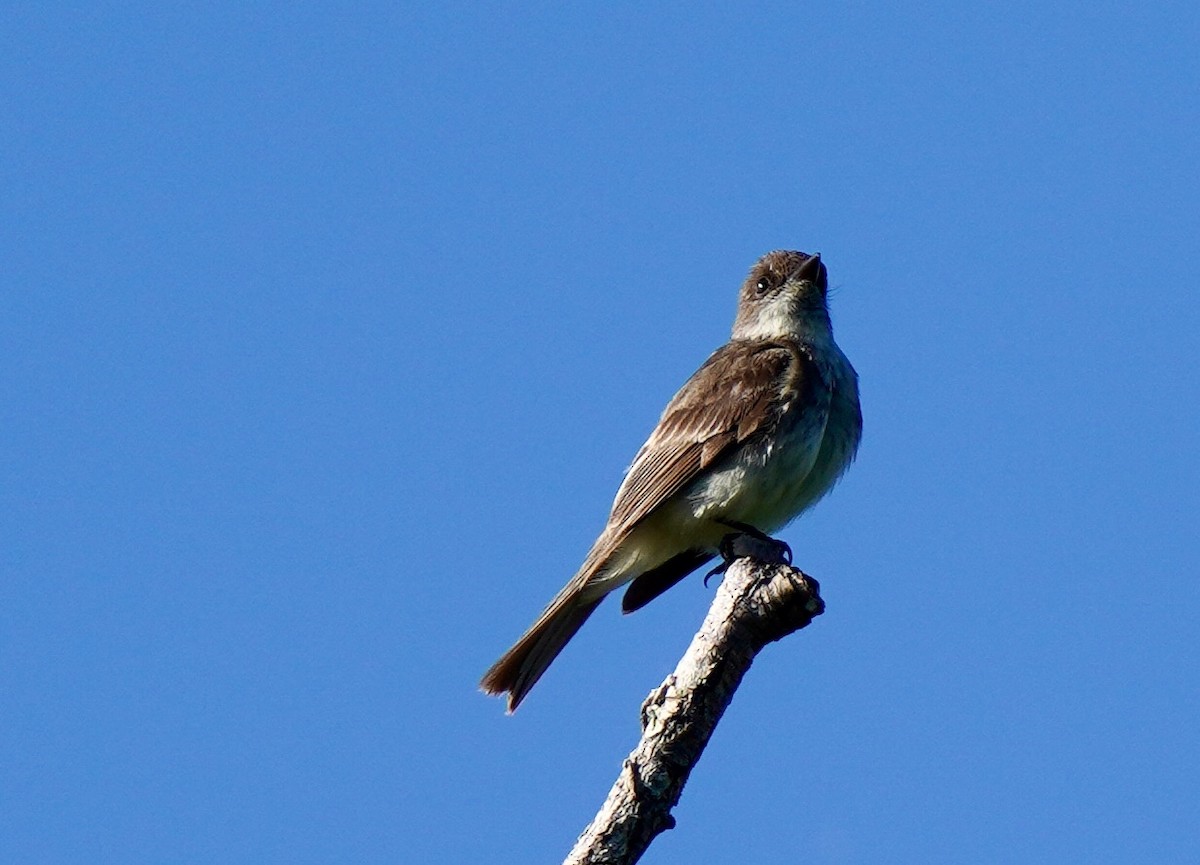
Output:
755 276 773 295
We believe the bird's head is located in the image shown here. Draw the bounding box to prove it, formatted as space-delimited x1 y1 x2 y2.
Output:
732 250 831 341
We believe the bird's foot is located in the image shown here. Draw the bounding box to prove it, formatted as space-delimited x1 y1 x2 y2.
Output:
716 519 793 564
703 559 730 586
704 519 793 586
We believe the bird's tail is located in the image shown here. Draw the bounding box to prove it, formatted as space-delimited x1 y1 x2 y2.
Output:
480 586 605 713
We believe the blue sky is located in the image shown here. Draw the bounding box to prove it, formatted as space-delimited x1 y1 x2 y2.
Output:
3 3 1198 863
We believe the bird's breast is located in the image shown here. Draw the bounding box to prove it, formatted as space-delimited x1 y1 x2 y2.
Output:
683 357 860 536
679 400 825 533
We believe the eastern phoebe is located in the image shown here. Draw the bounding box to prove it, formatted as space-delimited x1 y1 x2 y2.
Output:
481 250 861 711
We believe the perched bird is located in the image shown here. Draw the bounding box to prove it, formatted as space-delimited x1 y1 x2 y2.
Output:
481 250 862 711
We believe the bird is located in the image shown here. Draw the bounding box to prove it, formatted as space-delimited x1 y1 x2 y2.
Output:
481 250 862 712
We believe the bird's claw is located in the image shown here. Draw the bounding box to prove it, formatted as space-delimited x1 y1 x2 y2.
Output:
713 518 793 565
703 559 731 587
703 520 793 589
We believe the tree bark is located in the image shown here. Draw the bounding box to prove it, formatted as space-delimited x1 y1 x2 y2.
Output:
563 553 825 865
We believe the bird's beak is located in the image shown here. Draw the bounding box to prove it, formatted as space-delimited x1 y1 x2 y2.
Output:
795 252 822 282
795 253 827 290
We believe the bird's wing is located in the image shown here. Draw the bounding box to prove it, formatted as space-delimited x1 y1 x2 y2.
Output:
605 338 816 535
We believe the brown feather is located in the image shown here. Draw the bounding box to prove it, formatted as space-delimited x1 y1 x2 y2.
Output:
480 591 605 713
605 340 797 534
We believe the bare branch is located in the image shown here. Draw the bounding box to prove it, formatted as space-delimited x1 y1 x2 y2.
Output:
563 556 825 865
